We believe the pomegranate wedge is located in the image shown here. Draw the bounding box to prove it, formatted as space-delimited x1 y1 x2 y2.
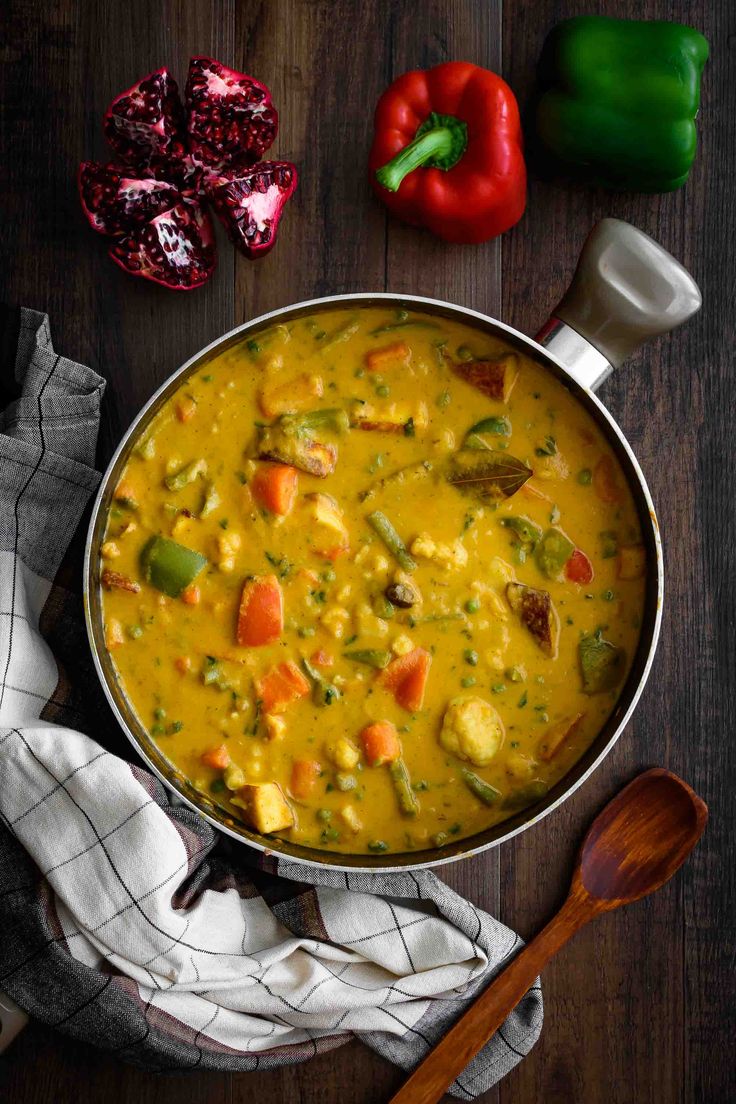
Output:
103 67 185 164
109 200 216 290
78 162 180 235
208 161 298 258
185 57 278 169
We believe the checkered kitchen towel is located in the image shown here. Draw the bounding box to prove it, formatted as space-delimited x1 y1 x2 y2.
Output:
0 309 543 1095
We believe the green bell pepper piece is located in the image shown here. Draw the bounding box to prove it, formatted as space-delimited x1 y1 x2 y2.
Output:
141 536 207 597
535 17 709 192
535 528 575 578
579 630 625 694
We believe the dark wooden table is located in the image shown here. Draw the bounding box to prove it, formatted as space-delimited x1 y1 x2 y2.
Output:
1 1 733 1101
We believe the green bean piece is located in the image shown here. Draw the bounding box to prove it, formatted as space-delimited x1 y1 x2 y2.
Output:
319 318 360 350
389 758 420 817
343 649 392 669
302 658 341 706
367 840 389 852
502 780 548 810
461 768 502 806
164 458 207 492
367 510 417 573
372 593 395 620
200 481 220 518
368 319 442 336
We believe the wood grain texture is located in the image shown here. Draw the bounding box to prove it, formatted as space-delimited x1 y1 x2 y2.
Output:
0 0 733 1102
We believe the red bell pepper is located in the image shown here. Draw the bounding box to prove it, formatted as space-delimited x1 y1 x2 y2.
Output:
369 61 526 244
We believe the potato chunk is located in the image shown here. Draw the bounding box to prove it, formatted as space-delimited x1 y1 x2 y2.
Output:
305 493 349 558
232 782 294 834
538 713 584 761
439 695 504 767
506 582 559 658
259 373 323 418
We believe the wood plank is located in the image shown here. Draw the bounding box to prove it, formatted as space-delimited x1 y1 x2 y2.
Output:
499 2 733 1103
232 0 389 322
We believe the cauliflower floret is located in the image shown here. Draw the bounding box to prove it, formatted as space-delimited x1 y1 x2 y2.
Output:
439 696 504 767
410 533 468 570
391 634 415 656
320 606 350 639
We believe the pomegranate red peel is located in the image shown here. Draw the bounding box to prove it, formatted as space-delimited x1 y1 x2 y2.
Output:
207 161 298 259
103 68 185 164
108 200 216 290
185 57 279 169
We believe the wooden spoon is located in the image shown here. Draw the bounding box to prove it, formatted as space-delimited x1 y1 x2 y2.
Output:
389 768 707 1104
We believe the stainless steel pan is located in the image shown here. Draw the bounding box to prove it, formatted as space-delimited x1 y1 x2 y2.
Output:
83 218 701 873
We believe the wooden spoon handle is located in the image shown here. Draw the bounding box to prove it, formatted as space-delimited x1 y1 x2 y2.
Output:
389 894 594 1104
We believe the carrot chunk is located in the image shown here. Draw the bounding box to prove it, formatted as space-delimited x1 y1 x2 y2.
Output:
237 574 283 646
174 655 191 674
565 549 594 585
310 649 334 669
181 583 201 605
290 758 322 799
380 647 431 712
256 660 310 714
176 395 197 422
201 744 231 770
593 455 623 504
251 463 299 516
365 341 411 372
360 721 401 766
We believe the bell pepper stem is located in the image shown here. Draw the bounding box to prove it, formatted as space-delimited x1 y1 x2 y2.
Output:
375 112 468 192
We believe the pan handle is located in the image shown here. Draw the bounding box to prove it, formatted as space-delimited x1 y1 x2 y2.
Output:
535 218 702 392
0 989 28 1053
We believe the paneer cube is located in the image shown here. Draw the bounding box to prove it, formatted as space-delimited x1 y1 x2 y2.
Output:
232 783 294 834
538 713 584 762
351 399 428 434
305 493 350 558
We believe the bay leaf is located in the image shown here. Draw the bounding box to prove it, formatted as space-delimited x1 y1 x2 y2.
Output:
445 449 531 502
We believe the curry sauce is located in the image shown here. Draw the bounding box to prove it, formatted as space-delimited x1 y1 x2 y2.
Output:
100 307 646 855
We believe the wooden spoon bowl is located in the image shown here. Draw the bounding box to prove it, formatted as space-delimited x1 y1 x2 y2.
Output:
390 769 707 1104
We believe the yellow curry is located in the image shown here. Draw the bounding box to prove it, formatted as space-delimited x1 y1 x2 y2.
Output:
100 307 646 855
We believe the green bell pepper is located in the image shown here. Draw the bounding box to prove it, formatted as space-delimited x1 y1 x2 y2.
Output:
141 536 207 598
535 17 709 192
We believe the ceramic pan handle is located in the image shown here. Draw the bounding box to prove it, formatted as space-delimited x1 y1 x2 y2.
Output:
0 989 28 1053
536 218 702 391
